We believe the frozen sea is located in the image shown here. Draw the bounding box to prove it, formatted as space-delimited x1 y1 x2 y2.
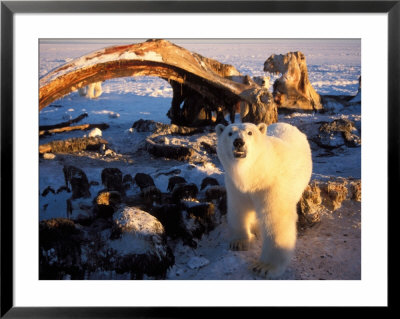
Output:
40 38 361 105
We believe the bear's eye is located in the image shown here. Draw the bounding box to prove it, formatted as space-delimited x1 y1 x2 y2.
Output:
228 132 232 136
248 131 252 136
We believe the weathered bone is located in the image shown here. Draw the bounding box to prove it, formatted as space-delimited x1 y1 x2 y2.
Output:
39 39 277 125
264 51 323 111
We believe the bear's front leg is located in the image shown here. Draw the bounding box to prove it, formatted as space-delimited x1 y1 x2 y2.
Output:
252 196 298 279
225 180 255 251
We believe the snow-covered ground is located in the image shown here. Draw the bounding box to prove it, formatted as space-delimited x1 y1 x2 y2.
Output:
39 39 361 280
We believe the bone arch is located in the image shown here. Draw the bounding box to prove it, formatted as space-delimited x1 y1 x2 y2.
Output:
39 39 277 125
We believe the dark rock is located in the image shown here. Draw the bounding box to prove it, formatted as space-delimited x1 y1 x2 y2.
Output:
132 119 203 135
142 186 162 205
205 186 227 215
315 119 361 149
94 191 122 219
180 208 208 240
349 180 361 201
109 207 175 279
88 218 113 233
148 204 197 248
90 181 99 186
133 173 161 205
124 193 147 207
185 201 216 233
94 204 115 219
297 182 322 230
182 236 198 248
151 200 216 246
201 141 217 154
315 131 346 149
185 201 214 219
63 165 91 199
151 204 185 238
86 141 107 152
122 174 133 190
134 173 155 190
95 191 122 206
115 250 175 279
169 124 204 135
218 196 227 215
205 186 226 201
132 119 170 133
101 168 124 195
320 180 349 211
167 176 187 192
39 218 83 279
56 185 71 194
171 183 199 203
146 138 194 161
200 177 219 190
66 198 94 224
122 174 133 184
320 118 356 133
42 186 55 197
297 178 359 231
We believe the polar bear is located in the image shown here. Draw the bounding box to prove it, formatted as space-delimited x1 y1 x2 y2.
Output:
78 81 103 99
216 122 312 278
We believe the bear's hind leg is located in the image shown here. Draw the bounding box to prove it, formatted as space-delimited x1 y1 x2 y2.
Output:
252 197 298 279
251 245 294 279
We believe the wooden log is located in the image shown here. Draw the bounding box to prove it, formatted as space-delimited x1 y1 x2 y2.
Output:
39 137 108 154
39 112 88 131
39 123 109 136
39 39 278 125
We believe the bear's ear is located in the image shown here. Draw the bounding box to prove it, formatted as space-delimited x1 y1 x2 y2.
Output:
257 123 267 135
216 124 226 137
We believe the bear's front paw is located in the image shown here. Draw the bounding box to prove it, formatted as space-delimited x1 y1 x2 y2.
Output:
250 261 285 279
229 239 249 251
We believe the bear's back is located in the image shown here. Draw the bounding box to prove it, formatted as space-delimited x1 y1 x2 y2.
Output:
267 122 308 148
267 123 312 196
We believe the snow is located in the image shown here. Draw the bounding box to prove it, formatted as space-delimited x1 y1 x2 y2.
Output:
88 128 102 137
350 91 361 103
187 256 210 270
39 39 361 280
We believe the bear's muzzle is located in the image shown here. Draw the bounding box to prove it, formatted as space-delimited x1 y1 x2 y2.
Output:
233 138 247 158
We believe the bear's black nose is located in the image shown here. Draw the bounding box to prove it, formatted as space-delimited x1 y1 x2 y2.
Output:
233 138 245 148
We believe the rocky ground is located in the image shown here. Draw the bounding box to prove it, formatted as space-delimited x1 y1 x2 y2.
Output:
166 200 360 280
39 108 361 280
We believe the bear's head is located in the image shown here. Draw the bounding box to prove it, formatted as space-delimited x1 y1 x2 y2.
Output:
216 122 267 164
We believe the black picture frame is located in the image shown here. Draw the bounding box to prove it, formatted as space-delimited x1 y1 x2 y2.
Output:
1 0 396 317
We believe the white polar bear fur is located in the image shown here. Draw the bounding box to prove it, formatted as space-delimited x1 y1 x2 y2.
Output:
216 122 312 278
78 81 103 99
